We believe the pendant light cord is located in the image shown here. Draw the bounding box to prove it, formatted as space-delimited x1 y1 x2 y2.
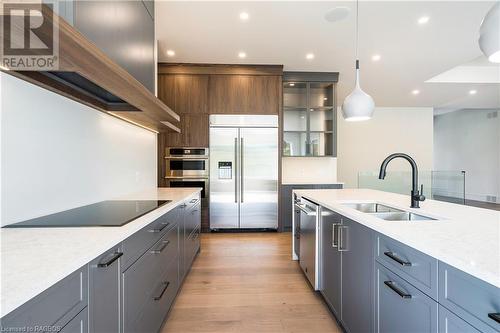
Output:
355 0 359 69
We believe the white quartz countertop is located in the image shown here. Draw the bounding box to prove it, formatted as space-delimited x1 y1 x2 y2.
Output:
0 188 201 318
294 189 500 289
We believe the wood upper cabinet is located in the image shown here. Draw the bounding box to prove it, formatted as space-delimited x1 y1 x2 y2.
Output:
166 114 209 147
208 75 281 114
158 74 209 114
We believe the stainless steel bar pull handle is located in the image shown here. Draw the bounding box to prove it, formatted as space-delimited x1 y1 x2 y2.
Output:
338 225 348 252
150 240 170 254
384 281 412 299
234 138 238 203
384 251 412 267
332 224 338 248
97 252 123 268
240 137 244 203
148 221 170 233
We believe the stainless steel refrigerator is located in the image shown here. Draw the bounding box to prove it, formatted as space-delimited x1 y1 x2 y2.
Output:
209 115 278 230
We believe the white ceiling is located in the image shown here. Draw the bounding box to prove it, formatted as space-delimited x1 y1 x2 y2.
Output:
155 1 500 110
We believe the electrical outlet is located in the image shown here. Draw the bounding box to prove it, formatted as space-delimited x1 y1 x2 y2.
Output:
486 195 497 203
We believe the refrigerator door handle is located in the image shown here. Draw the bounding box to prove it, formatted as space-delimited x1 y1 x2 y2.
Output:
240 137 244 203
234 137 238 203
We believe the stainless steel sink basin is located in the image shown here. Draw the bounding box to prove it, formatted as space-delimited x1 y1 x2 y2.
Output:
369 211 437 221
343 202 403 213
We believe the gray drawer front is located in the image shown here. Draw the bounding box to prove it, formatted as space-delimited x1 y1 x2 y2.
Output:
185 202 201 237
376 234 438 299
375 263 438 333
124 255 179 333
89 245 122 333
439 262 500 333
122 207 179 271
439 305 480 333
187 226 200 266
123 226 178 330
0 266 88 330
60 307 88 333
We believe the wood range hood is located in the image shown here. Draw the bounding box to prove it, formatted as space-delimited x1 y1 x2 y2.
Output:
1 4 180 133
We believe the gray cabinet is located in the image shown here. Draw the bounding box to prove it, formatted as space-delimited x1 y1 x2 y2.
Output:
282 183 342 231
58 0 155 92
0 199 202 333
376 234 438 299
375 262 438 333
438 262 500 333
341 217 374 333
89 245 122 333
60 308 88 333
439 305 480 333
320 208 342 318
0 266 88 331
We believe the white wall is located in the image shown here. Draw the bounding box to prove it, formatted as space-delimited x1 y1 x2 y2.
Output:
0 74 157 226
337 107 434 188
434 109 500 203
282 157 338 184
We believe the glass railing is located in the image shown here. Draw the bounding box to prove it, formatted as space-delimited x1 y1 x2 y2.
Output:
358 170 466 204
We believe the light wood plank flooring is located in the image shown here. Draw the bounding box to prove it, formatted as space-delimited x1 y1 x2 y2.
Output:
161 232 342 333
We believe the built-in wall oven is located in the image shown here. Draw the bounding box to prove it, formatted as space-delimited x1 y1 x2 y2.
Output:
165 148 210 221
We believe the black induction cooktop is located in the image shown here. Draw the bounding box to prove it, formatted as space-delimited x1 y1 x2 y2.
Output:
3 200 171 228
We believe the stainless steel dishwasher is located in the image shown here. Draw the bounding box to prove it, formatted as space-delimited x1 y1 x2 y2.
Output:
297 198 319 289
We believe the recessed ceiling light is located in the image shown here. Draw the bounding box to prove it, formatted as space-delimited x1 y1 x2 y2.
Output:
239 12 249 21
469 89 477 95
166 50 175 57
418 16 430 25
238 52 246 59
289 83 295 87
306 53 315 60
412 89 420 95
372 54 381 62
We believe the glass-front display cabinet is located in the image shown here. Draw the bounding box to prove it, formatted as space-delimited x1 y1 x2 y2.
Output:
282 72 338 157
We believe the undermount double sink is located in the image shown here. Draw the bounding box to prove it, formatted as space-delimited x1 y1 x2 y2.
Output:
343 203 437 221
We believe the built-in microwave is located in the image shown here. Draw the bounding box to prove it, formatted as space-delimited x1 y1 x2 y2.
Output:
165 147 209 178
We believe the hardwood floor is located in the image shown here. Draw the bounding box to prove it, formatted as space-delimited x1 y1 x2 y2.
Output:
161 232 342 333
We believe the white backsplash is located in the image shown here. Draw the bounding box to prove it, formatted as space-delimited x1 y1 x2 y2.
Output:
282 157 339 184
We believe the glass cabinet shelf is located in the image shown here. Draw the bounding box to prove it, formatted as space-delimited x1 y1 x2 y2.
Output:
282 75 337 157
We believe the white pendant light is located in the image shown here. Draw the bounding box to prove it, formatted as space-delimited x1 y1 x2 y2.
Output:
341 0 375 121
479 2 500 63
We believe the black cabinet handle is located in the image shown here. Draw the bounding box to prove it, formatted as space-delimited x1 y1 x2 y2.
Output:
148 221 170 233
384 281 412 299
150 240 170 254
152 281 170 301
384 251 412 267
97 252 123 268
488 313 500 324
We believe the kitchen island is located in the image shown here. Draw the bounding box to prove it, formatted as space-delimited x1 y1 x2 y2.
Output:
293 188 500 333
0 187 201 331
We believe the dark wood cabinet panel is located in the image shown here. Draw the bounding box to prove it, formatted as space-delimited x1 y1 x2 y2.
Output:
158 74 208 114
175 75 209 114
158 74 176 110
165 114 209 148
208 75 281 114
